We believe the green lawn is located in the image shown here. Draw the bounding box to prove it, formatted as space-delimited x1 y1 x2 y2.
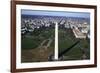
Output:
21 27 90 62
21 36 42 49
21 28 55 50
58 28 90 60
21 28 55 62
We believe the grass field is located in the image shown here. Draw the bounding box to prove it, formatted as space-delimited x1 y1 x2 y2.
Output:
21 27 90 62
21 28 55 62
58 28 90 60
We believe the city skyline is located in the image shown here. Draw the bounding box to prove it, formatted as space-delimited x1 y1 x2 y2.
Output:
21 9 90 18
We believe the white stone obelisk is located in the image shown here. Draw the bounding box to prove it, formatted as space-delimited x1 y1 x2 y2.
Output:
54 22 58 60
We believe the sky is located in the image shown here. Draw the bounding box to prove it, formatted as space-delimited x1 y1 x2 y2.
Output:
21 9 90 18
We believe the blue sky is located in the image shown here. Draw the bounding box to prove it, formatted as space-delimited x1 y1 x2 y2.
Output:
21 9 90 18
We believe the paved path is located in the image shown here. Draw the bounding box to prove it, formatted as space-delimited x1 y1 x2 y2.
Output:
45 38 53 49
37 39 47 49
37 38 53 50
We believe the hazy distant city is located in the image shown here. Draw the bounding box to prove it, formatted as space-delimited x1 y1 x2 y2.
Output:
21 15 90 37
